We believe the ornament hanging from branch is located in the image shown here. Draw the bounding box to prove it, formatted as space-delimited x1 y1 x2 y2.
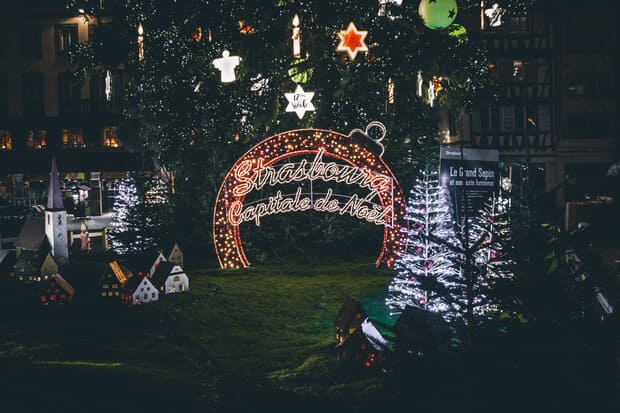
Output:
285 85 315 119
292 14 301 58
105 70 112 101
238 20 255 34
428 80 436 107
416 71 423 97
212 50 242 83
191 27 202 41
336 22 369 61
484 3 506 28
418 0 458 30
387 78 395 105
137 23 144 61
378 0 403 19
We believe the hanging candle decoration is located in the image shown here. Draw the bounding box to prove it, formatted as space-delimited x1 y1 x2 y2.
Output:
418 0 458 30
416 70 423 97
212 50 242 83
428 79 436 107
387 77 395 104
105 70 112 101
137 23 145 61
336 22 369 61
292 14 301 58
285 85 315 119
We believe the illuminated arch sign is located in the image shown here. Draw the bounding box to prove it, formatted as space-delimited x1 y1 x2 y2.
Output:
213 125 408 269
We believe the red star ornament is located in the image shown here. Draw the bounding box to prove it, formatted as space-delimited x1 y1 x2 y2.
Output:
336 22 369 61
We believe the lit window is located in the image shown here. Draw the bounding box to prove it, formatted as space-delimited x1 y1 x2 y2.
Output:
26 129 46 149
103 126 120 148
62 128 85 148
512 60 523 81
0 130 12 150
173 276 180 282
55 25 78 56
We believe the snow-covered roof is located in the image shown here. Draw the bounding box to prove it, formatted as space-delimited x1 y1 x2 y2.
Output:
360 318 389 351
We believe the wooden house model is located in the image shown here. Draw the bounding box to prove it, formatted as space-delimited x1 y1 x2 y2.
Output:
131 252 167 278
121 275 159 306
99 261 133 299
165 242 184 268
151 261 189 294
336 318 389 368
12 239 58 282
393 305 450 356
40 274 75 308
334 296 368 344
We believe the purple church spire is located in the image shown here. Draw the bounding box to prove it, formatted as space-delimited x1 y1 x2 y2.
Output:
47 156 64 210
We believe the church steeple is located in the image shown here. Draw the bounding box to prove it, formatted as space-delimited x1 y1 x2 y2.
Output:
47 156 64 211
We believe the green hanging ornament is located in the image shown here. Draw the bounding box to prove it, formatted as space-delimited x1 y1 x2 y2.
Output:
288 58 314 84
418 0 458 30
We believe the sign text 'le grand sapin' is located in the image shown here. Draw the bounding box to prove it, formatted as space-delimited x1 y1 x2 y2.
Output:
227 149 394 227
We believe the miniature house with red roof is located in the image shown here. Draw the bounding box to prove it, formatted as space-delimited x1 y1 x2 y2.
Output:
336 318 389 368
40 273 75 308
121 275 159 306
151 261 189 294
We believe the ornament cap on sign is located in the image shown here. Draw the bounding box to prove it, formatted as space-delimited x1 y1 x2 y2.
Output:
348 121 387 157
336 22 369 61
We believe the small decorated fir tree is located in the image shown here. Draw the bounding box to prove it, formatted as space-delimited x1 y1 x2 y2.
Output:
386 169 465 322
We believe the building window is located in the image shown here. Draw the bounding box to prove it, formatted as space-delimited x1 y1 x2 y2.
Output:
0 130 12 150
506 16 528 33
26 129 47 149
62 128 85 148
55 25 78 56
22 73 45 115
567 73 611 97
103 126 121 148
59 72 82 114
501 106 515 131
19 25 42 59
0 72 7 116
538 106 551 132
512 60 523 81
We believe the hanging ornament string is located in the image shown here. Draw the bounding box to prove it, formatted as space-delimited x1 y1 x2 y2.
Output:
348 121 387 157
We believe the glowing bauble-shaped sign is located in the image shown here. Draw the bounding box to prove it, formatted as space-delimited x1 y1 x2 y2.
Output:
288 58 314 84
212 50 242 83
418 0 458 30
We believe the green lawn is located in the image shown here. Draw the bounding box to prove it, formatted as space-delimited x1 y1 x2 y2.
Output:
1 257 617 413
0 258 397 412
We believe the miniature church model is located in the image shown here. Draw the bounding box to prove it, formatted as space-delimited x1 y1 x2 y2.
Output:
44 157 69 264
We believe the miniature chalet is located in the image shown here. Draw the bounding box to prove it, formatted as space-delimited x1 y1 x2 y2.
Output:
165 242 184 268
40 274 75 308
151 261 189 294
121 275 159 306
12 238 59 282
336 318 389 368
334 296 368 344
99 261 133 299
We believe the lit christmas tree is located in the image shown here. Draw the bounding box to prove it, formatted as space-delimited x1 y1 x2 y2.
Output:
387 169 465 321
464 192 515 317
109 176 143 255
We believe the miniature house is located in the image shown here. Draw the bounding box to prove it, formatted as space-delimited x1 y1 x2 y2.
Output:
334 296 368 344
40 274 75 308
392 305 450 357
12 239 59 282
151 261 189 294
15 215 46 260
336 318 389 368
121 275 159 306
99 260 133 299
131 252 167 278
166 242 184 268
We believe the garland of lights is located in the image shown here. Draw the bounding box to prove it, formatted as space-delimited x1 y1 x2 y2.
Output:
213 128 408 269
